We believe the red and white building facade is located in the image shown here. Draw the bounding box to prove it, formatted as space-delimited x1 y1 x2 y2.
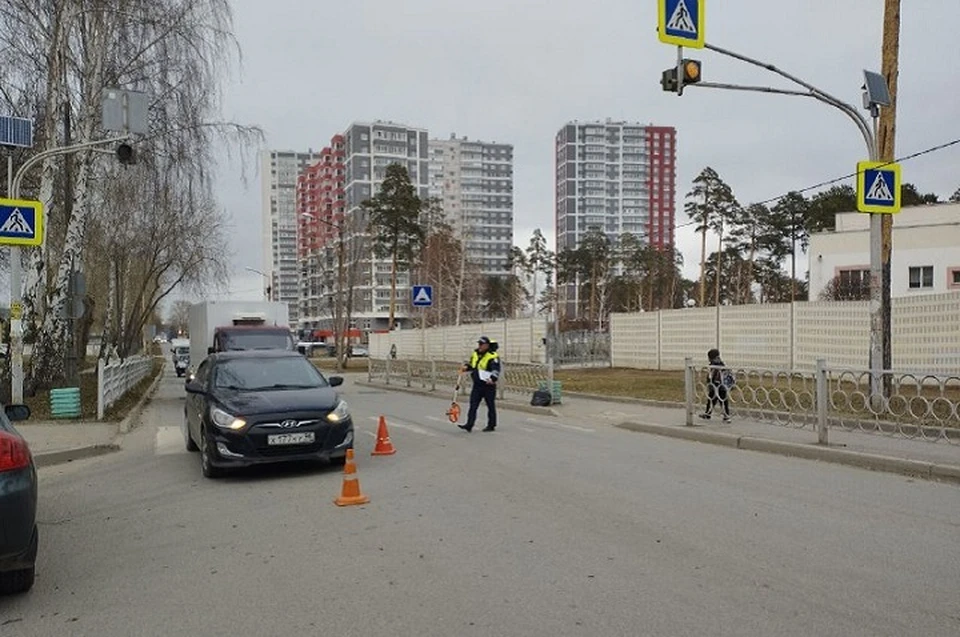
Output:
554 120 677 317
296 135 345 329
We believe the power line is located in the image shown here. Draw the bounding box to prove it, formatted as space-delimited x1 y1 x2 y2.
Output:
675 136 960 228
753 136 960 206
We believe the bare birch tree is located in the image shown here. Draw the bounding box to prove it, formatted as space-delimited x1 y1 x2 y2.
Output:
2 0 260 387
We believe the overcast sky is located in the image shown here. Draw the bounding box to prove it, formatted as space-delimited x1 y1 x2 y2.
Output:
206 0 960 301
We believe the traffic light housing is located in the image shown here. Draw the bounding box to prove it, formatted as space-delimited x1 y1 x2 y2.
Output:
116 142 136 165
682 59 701 85
660 59 702 95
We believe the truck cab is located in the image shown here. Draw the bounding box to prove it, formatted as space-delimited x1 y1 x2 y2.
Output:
209 325 296 354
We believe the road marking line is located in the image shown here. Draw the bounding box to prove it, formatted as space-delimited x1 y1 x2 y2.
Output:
363 430 376 438
367 416 437 437
524 417 594 433
155 426 184 455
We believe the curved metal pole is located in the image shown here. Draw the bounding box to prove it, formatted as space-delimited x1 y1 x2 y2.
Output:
705 42 877 159
11 135 129 199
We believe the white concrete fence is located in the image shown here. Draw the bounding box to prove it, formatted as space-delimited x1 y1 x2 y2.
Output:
612 291 960 374
369 291 960 376
369 318 549 364
97 356 154 420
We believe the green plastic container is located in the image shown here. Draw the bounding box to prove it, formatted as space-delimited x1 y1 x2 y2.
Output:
538 380 562 405
50 387 82 419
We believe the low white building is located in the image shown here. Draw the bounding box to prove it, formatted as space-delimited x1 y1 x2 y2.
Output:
808 202 960 300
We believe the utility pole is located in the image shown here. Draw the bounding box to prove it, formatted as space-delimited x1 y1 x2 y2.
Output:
878 0 900 376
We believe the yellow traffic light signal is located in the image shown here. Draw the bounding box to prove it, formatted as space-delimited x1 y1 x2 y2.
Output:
682 59 702 84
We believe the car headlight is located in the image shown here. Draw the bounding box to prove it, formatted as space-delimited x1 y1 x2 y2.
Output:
210 407 247 431
326 399 350 423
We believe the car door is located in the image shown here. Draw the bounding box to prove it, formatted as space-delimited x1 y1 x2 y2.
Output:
187 359 212 440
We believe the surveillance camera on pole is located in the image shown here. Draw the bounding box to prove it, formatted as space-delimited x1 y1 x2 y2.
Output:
102 87 148 166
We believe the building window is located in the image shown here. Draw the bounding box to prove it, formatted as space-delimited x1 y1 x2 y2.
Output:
908 266 934 289
948 267 960 289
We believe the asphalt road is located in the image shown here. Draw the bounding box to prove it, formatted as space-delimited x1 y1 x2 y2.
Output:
2 365 959 636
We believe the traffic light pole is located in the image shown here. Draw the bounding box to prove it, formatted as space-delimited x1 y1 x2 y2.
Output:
8 134 131 403
677 41 886 395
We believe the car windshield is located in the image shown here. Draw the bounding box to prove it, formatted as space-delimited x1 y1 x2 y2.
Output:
220 329 294 351
213 357 328 391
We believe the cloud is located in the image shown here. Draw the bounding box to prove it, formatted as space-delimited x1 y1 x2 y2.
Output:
213 0 960 286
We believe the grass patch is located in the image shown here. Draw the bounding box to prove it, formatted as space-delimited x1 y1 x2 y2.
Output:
24 358 163 422
553 367 685 403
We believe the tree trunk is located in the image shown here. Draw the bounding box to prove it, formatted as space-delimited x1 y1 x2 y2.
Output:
389 248 398 331
698 188 709 308
715 219 724 307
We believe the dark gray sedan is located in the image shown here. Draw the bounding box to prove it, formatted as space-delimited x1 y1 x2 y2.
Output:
0 402 37 595
183 350 354 478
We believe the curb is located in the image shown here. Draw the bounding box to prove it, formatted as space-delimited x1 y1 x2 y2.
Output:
555 391 683 410
33 443 121 468
353 380 561 418
117 364 165 435
616 421 960 485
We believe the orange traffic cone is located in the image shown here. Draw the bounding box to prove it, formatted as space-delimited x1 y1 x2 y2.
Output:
372 415 397 456
334 449 369 507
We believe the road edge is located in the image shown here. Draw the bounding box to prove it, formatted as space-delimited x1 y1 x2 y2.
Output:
118 362 166 435
353 380 561 418
617 421 960 485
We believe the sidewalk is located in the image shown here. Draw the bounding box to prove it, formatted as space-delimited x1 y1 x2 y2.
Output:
360 379 960 485
18 365 165 468
17 421 122 467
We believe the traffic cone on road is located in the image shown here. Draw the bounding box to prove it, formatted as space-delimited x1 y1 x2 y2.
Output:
371 415 397 456
334 449 369 507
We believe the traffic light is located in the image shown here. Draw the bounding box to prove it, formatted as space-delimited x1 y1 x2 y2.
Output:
660 59 702 95
116 142 136 165
682 59 702 85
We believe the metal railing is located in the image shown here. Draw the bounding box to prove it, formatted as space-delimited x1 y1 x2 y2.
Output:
367 358 547 399
684 358 960 445
97 356 155 420
550 330 611 368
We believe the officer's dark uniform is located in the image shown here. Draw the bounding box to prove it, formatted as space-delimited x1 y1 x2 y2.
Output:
459 336 501 432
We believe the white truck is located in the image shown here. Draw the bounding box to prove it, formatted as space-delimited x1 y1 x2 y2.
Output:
188 301 295 372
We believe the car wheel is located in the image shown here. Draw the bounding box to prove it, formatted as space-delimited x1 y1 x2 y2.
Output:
0 567 35 595
199 429 223 479
183 411 199 452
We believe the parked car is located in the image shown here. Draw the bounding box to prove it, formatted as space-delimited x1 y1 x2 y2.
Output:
0 402 37 595
350 345 369 357
183 350 353 478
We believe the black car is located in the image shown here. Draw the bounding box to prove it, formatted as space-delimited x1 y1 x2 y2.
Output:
0 403 37 595
183 350 354 478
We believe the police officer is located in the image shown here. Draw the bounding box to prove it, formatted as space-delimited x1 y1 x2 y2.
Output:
459 336 501 432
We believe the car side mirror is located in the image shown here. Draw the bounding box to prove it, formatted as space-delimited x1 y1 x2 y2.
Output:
328 376 344 387
184 381 205 394
4 404 31 422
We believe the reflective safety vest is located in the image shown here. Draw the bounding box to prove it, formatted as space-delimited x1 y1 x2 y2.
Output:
469 350 499 371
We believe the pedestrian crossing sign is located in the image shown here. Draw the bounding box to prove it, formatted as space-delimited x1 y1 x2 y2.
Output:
0 197 43 246
856 161 901 214
412 284 433 307
658 0 705 49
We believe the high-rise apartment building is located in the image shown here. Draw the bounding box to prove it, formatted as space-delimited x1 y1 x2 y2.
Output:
261 149 322 326
342 121 430 331
428 134 514 277
554 120 676 315
296 135 345 327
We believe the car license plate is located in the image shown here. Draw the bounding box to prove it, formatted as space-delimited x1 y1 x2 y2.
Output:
267 432 315 446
